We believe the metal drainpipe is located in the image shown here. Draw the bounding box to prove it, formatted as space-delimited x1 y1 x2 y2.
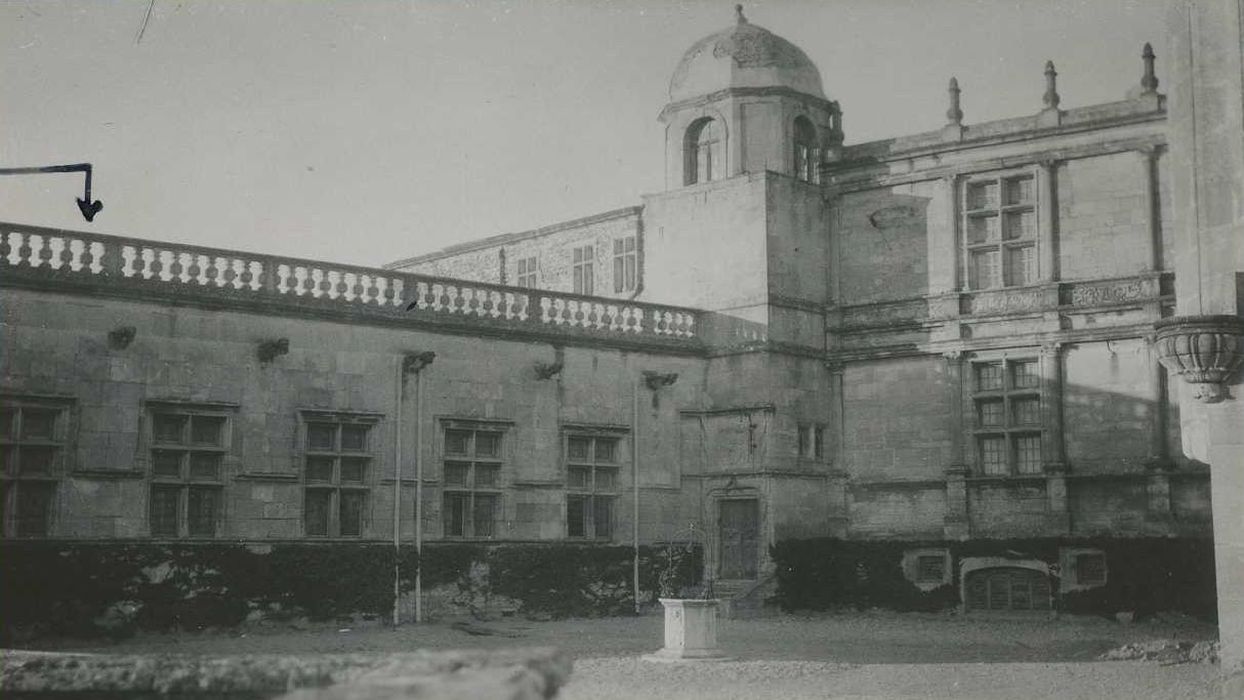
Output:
392 357 404 627
414 365 425 624
632 376 640 613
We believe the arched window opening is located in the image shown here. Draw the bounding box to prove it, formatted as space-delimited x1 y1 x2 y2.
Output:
793 116 820 184
685 118 722 186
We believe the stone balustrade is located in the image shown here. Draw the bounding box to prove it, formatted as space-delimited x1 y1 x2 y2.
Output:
0 222 705 351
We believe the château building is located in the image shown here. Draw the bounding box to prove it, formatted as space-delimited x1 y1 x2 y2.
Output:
2 8 1229 619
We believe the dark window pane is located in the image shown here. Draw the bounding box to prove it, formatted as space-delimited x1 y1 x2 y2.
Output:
567 495 586 538
473 494 496 538
977 399 1004 427
190 416 224 446
306 456 334 483
474 432 500 458
595 467 617 491
153 450 183 477
814 427 825 459
188 487 219 537
1077 553 1107 585
593 496 613 539
976 363 1004 391
154 414 187 444
1011 360 1040 389
150 485 180 537
594 439 616 463
568 437 590 461
980 436 1006 475
2 446 14 475
340 458 367 484
445 430 471 455
16 482 54 537
444 462 470 487
21 410 57 441
19 446 55 475
189 452 221 480
0 409 14 440
474 464 498 488
340 425 368 451
568 466 591 490
443 493 468 537
916 555 946 583
1013 397 1041 425
339 491 365 537
307 423 336 451
305 490 331 536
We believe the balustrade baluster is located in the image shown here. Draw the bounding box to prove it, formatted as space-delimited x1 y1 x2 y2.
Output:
36 235 53 268
0 231 11 265
240 260 255 290
350 274 364 302
58 239 75 270
131 248 148 278
78 241 93 273
16 233 33 267
186 254 204 284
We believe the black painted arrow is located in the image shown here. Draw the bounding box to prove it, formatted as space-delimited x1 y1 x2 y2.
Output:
0 163 103 221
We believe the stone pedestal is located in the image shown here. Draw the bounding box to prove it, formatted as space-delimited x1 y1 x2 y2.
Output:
643 599 729 662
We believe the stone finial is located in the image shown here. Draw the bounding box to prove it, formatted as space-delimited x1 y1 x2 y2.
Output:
735 4 747 24
946 77 963 125
1043 61 1061 110
1140 42 1159 94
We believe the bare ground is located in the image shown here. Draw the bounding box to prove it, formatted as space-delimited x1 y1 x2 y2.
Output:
10 610 1227 699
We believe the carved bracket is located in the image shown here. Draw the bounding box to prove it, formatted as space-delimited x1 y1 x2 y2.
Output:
1152 315 1244 403
403 351 437 375
642 371 679 391
257 338 290 364
107 325 136 350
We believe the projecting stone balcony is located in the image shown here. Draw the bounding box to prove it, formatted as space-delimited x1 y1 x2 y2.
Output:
0 222 765 355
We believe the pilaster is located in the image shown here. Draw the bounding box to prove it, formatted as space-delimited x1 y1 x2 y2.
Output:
1037 159 1059 283
1041 342 1070 533
943 351 970 539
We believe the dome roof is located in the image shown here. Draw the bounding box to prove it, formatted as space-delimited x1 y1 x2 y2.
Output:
669 7 825 103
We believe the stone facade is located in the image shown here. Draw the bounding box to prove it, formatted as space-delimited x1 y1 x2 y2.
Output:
1 9 1226 618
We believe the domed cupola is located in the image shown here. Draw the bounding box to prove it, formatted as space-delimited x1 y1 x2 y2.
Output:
670 6 826 102
659 6 842 189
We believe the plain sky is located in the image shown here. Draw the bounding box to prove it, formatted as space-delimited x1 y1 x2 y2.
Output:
2 0 1167 268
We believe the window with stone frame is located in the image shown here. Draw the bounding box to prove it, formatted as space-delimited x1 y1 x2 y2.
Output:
302 413 377 538
963 172 1037 289
572 245 594 295
148 405 230 538
972 358 1043 476
565 434 620 540
442 424 504 539
612 237 636 294
1 398 71 538
516 256 538 289
796 423 826 460
793 116 820 184
685 117 722 185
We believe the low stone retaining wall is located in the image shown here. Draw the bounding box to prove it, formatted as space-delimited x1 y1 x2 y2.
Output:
0 647 571 699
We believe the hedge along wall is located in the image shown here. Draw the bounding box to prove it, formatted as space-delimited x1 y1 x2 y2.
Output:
0 541 701 642
771 537 1217 620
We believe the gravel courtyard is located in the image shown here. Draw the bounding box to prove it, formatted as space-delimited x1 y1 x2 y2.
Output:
13 610 1229 698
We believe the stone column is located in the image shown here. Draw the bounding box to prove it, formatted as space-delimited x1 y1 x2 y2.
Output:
1040 343 1070 533
1165 0 1244 673
1037 160 1059 283
943 351 969 539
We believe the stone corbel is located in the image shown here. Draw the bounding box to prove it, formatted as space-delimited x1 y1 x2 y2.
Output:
107 325 137 350
257 338 289 363
1152 315 1244 403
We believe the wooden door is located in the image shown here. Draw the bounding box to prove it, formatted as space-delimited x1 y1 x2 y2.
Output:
718 498 759 580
